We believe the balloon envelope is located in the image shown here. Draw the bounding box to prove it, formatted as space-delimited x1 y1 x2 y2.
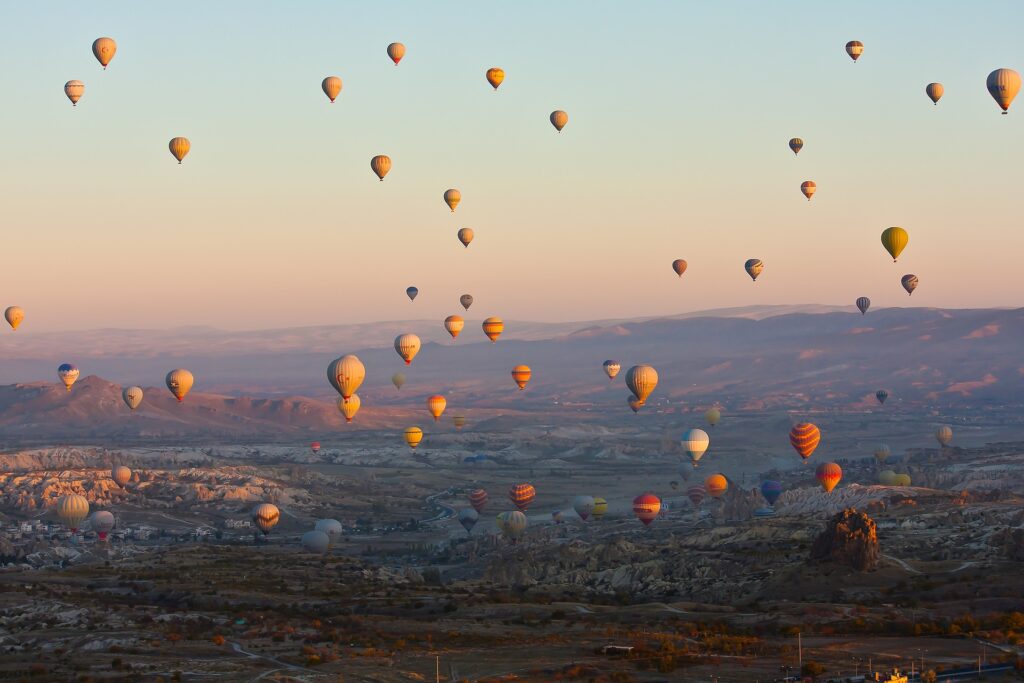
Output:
856 297 871 315
168 137 190 163
387 42 405 65
395 334 422 365
4 306 24 330
251 503 280 534
58 363 80 391
486 67 505 90
550 110 568 131
482 317 504 342
744 259 763 281
704 474 728 498
573 495 595 520
404 426 423 449
122 386 143 410
789 423 821 460
322 76 342 102
625 365 658 405
165 369 194 402
460 294 474 310
458 508 479 533
92 37 117 68
789 137 803 155
603 360 621 380
111 465 132 488
987 68 1022 113
57 494 90 531
845 40 863 61
815 462 842 493
926 82 944 104
901 274 919 295
680 428 710 466
760 480 783 505
632 493 661 526
302 530 330 553
881 227 909 262
328 355 365 400
469 488 488 512
509 483 536 511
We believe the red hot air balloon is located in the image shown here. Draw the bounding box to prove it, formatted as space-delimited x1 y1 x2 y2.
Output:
632 493 661 526
469 489 489 513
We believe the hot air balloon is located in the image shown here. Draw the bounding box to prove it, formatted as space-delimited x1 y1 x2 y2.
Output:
498 510 527 541
926 82 944 105
314 519 343 546
92 37 117 69
328 355 366 401
760 480 782 506
881 227 909 262
592 497 608 519
122 386 143 411
460 294 474 310
552 510 565 524
573 495 595 520
815 462 842 493
680 428 710 467
845 40 863 62
394 334 422 365
392 373 405 390
322 76 342 102
301 530 330 553
987 68 1021 114
166 369 194 402
856 297 871 315
633 493 661 527
482 317 504 342
625 364 658 405
686 485 706 507
789 138 803 155
64 80 84 106
901 274 918 295
469 488 488 512
338 394 361 423
370 155 392 181
426 395 447 422
457 228 474 247
486 68 505 90
603 360 621 381
91 511 115 541
58 363 79 391
789 423 821 460
672 259 688 277
628 396 642 413
310 442 321 454
4 306 24 330
511 365 531 390
801 180 816 201
404 426 423 449
457 508 479 534
444 188 461 212
57 494 89 532
874 443 891 464
876 390 888 405
704 474 728 498
452 415 467 430
935 425 953 447
168 137 190 164
744 259 763 282
878 469 898 486
670 480 679 490
444 315 465 340
251 503 280 535
406 286 418 301
387 42 405 65
550 110 568 132
111 465 132 489
509 483 536 511
704 407 721 427
893 473 912 487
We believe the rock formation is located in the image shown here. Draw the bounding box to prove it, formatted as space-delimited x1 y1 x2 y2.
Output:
809 508 879 571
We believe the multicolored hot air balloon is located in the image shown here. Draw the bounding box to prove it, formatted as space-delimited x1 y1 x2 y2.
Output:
4 306 24 330
704 474 728 498
111 465 132 489
426 395 447 422
498 510 527 541
58 363 80 392
457 228 474 248
166 369 194 402
310 442 321 454
573 495 595 520
509 483 536 511
801 180 816 201
251 503 280 535
815 462 842 493
876 389 888 405
856 297 871 315
680 428 710 467
370 155 392 181
444 188 461 212
64 80 84 106
452 415 467 430
392 373 406 390
338 395 361 423
704 407 721 427
625 364 658 405
395 334 422 365
632 493 661 527
603 360 621 381
458 508 479 534
672 259 688 277
881 227 909 262
469 488 488 512
57 494 89 532
874 443 891 464
168 137 190 164
745 259 763 282
789 138 803 155
387 42 405 65
460 294 474 310
486 68 505 90
322 76 342 102
987 68 1021 114
789 423 820 460
406 286 418 301
404 426 423 449
122 386 143 411
901 274 918 295
845 40 863 62
328 355 365 402
760 480 782 506
936 425 953 447
444 315 465 340
482 317 504 342
592 497 608 519
926 82 944 105
511 365 532 390
92 37 117 69
686 485 705 507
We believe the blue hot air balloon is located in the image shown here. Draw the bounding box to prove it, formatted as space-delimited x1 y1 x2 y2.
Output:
406 286 419 301
760 480 783 506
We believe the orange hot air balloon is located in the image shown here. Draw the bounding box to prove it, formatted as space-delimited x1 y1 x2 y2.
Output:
704 474 728 498
444 188 461 212
322 76 342 102
426 394 447 422
169 137 191 164
801 180 816 200
632 493 661 526
469 488 488 512
387 42 405 65
370 155 392 181
672 259 688 277
509 483 535 511
625 364 658 405
457 228 474 247
511 365 532 390
789 422 821 460
486 67 505 90
92 37 117 69
815 462 842 493
482 316 504 342
925 82 944 105
444 315 465 340
550 110 568 132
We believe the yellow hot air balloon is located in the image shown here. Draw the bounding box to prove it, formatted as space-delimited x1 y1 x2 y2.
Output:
452 415 467 430
926 82 944 105
92 37 117 69
592 497 608 519
444 315 465 340
457 228 474 247
444 188 461 212
328 355 366 401
370 155 392 181
704 474 728 498
893 473 912 487
111 465 132 488
878 469 898 486
987 68 1022 114
881 227 909 262
387 42 405 65
169 137 191 164
394 333 421 364
56 494 90 531
801 180 816 201
166 369 194 402
122 386 143 411
338 394 361 423
5 306 24 330
404 426 423 449
511 365 531 390
58 364 80 391
392 372 406 390
486 67 505 90
625 364 658 405
482 317 504 343
705 407 721 427
550 110 568 132
426 395 447 422
64 80 84 106
322 76 342 102
251 503 280 535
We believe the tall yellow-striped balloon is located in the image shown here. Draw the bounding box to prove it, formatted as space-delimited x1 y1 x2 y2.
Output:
881 227 909 262
511 365 532 390
625 365 658 405
169 137 191 164
482 317 504 343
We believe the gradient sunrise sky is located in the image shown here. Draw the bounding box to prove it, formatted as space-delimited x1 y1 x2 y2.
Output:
3 1 1022 331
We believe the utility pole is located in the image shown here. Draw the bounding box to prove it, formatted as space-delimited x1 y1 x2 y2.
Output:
798 632 802 674
436 655 440 683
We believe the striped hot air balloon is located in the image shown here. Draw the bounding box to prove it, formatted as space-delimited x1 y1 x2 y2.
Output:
800 180 816 200
452 415 467 430
845 40 863 62
426 395 446 422
686 485 706 507
444 188 461 212
387 42 405 65
789 137 803 155
874 443 891 464
603 360 621 380
403 426 423 449
469 488 489 512
856 297 871 315
936 425 953 447
987 68 1022 114
338 395 361 422
370 155 392 181
168 137 191 164
901 274 918 295
625 364 658 405
680 428 710 467
251 503 280 535
592 497 608 519
704 474 728 498
482 317 504 342
444 315 465 340
789 423 821 460
56 494 90 532
511 365 532 390
509 483 536 511
111 465 132 489
498 510 527 541
881 227 909 262
632 493 661 527
395 334 421 364
815 462 842 493
926 82 944 105
876 390 888 405
744 258 763 282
